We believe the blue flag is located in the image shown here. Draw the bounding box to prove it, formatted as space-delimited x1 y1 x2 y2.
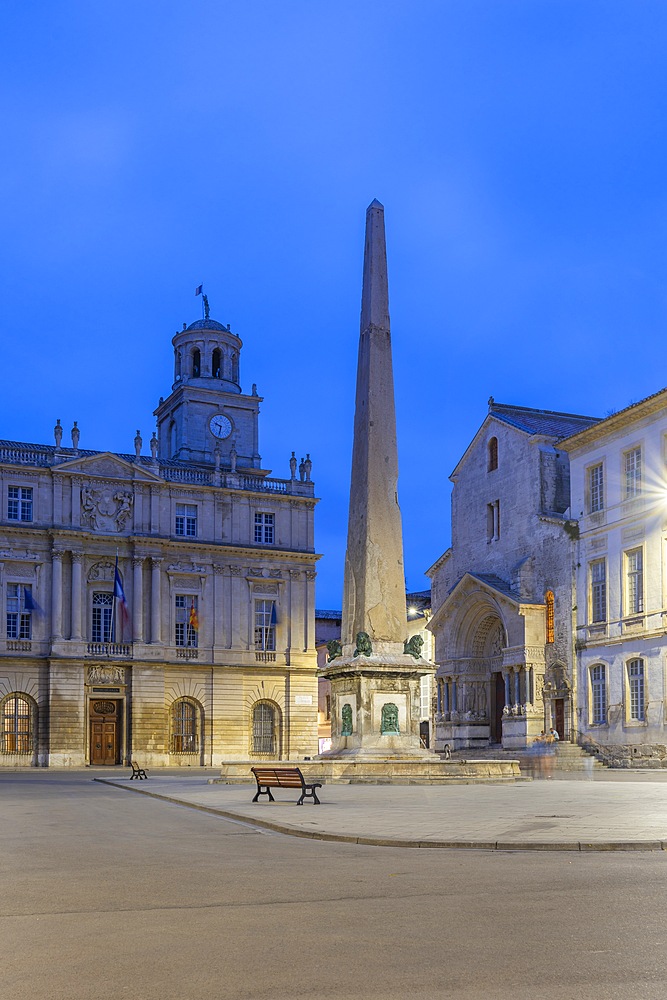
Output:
23 587 42 614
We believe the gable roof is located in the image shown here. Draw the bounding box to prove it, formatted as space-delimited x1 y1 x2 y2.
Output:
450 400 600 481
488 400 599 439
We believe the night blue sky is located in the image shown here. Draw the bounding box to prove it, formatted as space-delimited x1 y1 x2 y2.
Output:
2 2 667 607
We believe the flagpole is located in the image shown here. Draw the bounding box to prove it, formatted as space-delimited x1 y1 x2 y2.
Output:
111 551 118 645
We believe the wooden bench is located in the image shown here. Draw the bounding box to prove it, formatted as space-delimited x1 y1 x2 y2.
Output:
129 760 148 780
250 766 322 806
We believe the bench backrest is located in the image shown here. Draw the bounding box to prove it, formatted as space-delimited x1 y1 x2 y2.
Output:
251 766 304 788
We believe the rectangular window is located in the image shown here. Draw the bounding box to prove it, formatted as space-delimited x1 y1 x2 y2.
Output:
589 464 604 513
624 447 642 499
625 548 644 615
254 512 275 545
590 560 606 623
628 659 645 721
92 592 113 642
7 486 33 522
591 665 606 724
6 584 32 639
175 595 198 647
175 503 197 537
254 599 276 651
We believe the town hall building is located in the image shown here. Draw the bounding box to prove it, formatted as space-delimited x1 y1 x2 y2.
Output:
0 304 319 767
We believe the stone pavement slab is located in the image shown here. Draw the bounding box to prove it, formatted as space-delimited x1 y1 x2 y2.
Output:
96 774 667 851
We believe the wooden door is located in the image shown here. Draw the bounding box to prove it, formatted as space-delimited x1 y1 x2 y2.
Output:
491 672 504 743
90 700 121 765
554 699 565 740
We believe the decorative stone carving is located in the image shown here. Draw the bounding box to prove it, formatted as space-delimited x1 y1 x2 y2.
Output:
150 431 158 461
353 632 372 657
167 561 207 574
134 430 142 458
71 421 80 450
403 635 424 659
327 639 342 663
87 665 126 685
213 564 225 576
71 552 83 565
253 583 278 595
54 419 63 448
305 571 316 581
88 559 115 583
80 485 134 531
341 703 353 735
229 566 243 576
289 451 297 479
381 703 399 734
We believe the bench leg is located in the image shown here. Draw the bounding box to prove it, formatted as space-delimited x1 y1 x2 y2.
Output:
298 784 321 805
252 786 275 803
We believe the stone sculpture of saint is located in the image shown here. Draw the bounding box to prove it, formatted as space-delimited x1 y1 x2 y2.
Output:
134 430 142 458
71 421 80 450
341 703 353 736
54 419 62 448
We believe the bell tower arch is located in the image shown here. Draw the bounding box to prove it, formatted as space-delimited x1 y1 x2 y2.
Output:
154 312 262 468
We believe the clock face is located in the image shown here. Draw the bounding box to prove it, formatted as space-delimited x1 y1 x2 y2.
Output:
209 414 232 439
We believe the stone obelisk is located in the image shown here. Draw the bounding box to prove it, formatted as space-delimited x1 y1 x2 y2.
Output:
320 200 435 759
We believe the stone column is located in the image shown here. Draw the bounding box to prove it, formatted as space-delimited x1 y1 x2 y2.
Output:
514 669 521 709
51 550 63 639
70 552 83 640
150 558 162 644
132 557 144 642
504 671 511 709
213 565 224 647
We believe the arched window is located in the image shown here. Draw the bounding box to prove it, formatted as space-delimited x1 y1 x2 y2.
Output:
192 348 201 378
545 591 555 644
174 348 181 380
2 694 34 754
170 699 200 754
590 665 606 725
231 351 239 383
212 348 221 379
488 437 498 472
252 702 277 754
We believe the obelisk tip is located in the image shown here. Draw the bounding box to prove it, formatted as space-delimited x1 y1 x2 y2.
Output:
367 198 384 211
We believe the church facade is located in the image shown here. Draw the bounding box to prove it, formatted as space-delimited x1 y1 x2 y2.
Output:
427 400 599 751
0 308 319 767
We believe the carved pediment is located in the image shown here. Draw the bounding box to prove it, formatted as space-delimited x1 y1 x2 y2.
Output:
55 452 162 483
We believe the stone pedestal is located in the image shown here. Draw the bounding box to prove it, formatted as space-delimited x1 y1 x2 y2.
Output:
502 711 544 749
319 643 435 761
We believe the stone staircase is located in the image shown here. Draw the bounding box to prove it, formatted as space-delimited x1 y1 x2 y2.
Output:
447 741 608 772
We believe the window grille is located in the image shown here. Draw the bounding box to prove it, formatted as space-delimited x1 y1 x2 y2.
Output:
175 595 198 647
6 584 32 639
589 464 604 513
590 560 606 623
254 600 276 651
628 659 645 721
92 592 113 642
175 503 197 537
254 512 275 544
7 486 33 522
625 447 642 499
171 699 199 753
591 665 606 724
252 703 276 754
626 548 644 615
2 695 33 753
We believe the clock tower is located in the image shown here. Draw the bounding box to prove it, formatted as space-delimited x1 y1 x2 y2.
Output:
154 312 262 468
